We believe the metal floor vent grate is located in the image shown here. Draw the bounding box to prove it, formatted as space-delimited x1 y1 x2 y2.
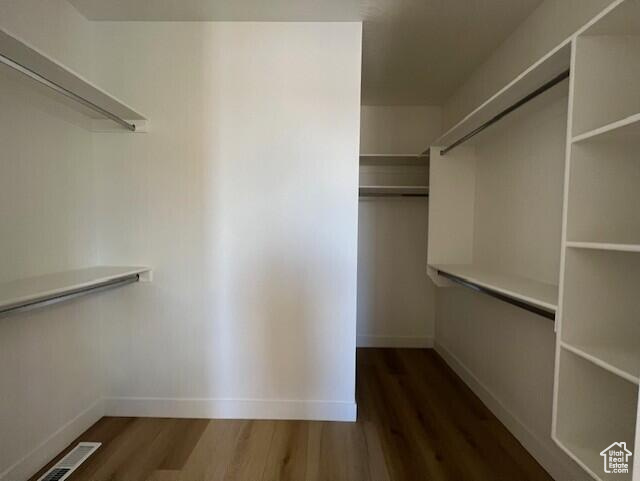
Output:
36 442 101 481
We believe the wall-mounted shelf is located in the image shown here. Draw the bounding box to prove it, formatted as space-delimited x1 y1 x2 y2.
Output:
431 264 557 319
359 154 429 166
0 266 151 316
359 185 429 197
0 28 147 132
431 41 571 150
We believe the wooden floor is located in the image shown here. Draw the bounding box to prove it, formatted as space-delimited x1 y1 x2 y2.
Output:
30 349 553 481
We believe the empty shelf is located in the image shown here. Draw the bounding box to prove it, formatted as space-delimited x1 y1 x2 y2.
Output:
561 342 639 385
433 42 571 149
432 264 558 319
566 241 640 253
359 185 429 197
0 266 150 315
572 112 640 144
0 28 147 131
359 154 429 166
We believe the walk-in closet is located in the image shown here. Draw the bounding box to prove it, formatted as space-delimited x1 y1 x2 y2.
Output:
1 1 638 481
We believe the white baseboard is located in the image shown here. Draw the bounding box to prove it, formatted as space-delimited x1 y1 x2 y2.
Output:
356 335 433 348
434 342 586 481
1 398 104 481
104 397 357 422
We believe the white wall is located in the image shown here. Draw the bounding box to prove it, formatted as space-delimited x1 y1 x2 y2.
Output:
91 21 362 419
0 6 362 480
357 106 440 347
433 1 618 481
0 2 105 480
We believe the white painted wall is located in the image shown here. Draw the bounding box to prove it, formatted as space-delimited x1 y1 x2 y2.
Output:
90 21 362 419
0 6 362 479
433 1 619 481
357 106 440 347
0 2 105 480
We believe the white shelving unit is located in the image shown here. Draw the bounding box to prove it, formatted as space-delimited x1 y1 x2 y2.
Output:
0 28 148 132
552 1 640 479
426 1 639 478
0 266 151 315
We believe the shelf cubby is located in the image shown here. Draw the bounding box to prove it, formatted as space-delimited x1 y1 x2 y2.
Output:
566 138 640 245
554 349 637 481
561 248 640 383
572 1 640 138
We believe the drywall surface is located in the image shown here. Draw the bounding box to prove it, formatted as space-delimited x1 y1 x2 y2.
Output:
443 0 616 130
0 2 104 480
91 21 362 419
357 106 440 347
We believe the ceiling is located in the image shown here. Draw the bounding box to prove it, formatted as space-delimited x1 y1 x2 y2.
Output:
68 0 543 105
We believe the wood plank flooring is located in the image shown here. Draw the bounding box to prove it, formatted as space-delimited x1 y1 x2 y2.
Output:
28 349 553 481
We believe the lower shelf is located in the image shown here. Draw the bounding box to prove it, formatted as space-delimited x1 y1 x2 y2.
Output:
554 349 637 481
0 266 151 315
430 264 558 318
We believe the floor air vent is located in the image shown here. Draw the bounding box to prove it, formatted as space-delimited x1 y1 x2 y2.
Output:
36 442 101 481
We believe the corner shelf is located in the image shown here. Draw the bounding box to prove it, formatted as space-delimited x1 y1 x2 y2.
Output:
430 264 558 317
0 28 147 132
0 266 151 316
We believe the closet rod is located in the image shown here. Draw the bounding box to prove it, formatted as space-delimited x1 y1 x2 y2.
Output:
0 53 137 131
440 69 570 156
0 274 140 317
359 193 429 198
437 270 555 321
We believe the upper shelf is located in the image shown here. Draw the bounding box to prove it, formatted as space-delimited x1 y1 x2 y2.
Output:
0 266 151 315
0 28 147 132
432 42 571 149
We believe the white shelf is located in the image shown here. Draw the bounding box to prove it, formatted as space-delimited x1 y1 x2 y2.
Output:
0 28 147 131
561 342 639 385
0 266 150 314
431 264 558 312
359 154 428 166
566 241 640 253
433 41 571 148
359 185 429 196
572 113 640 144
554 349 637 481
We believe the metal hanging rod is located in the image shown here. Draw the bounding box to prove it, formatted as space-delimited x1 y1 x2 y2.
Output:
439 69 570 156
437 270 555 321
0 274 140 317
359 193 429 198
0 53 137 132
